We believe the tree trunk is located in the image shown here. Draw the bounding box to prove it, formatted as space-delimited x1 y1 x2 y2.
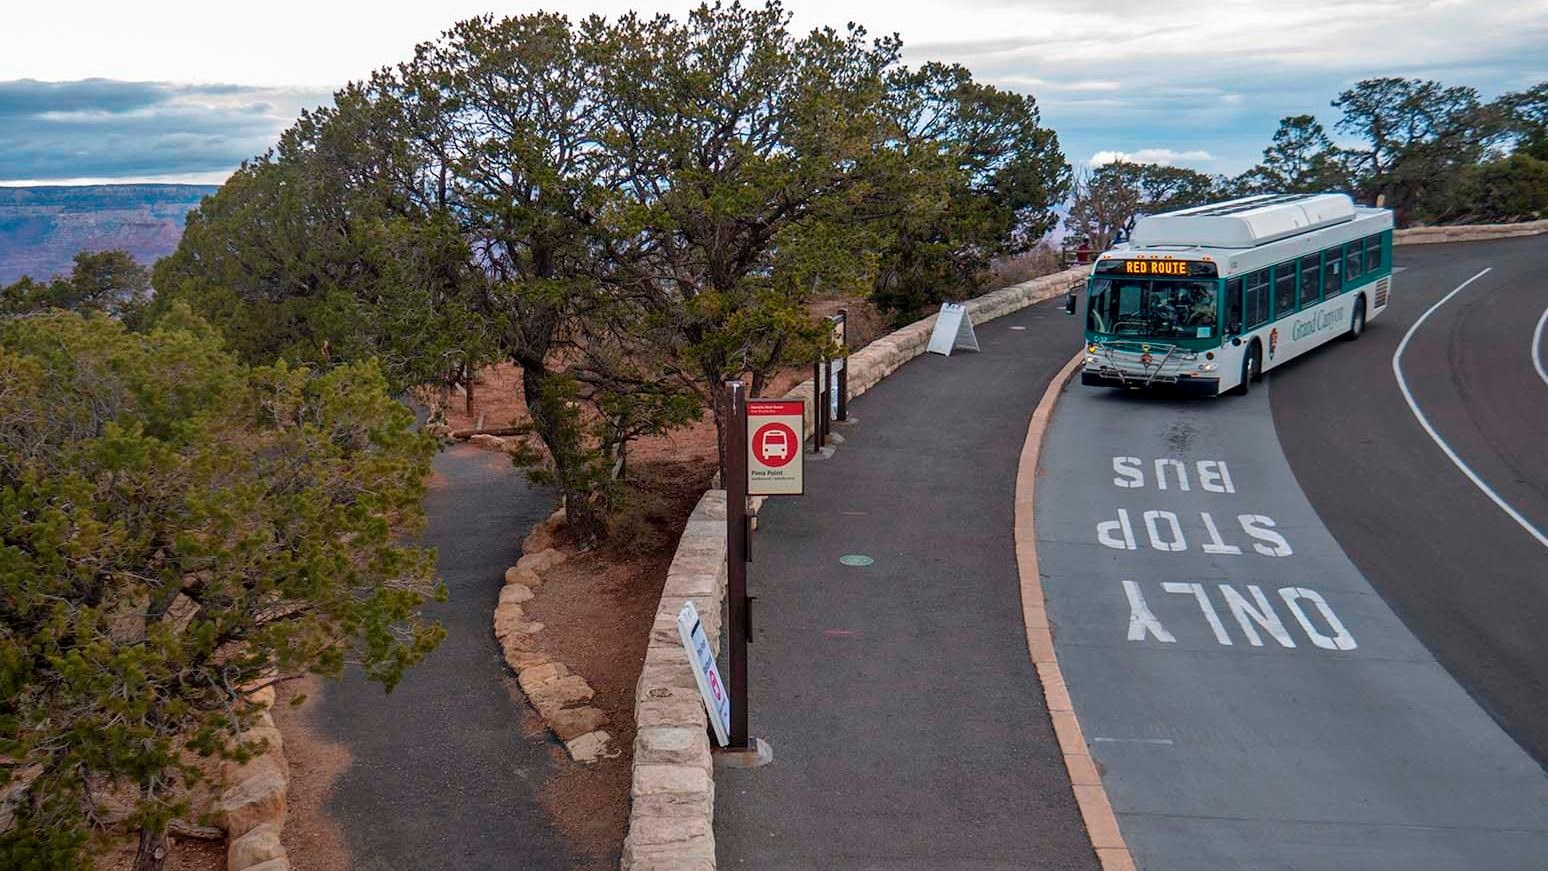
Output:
708 374 729 484
464 361 475 415
134 823 168 871
520 364 601 548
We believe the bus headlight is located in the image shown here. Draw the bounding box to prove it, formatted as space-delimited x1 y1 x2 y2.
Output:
1201 362 1217 372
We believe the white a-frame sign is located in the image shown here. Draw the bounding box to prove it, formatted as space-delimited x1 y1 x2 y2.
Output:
927 302 980 356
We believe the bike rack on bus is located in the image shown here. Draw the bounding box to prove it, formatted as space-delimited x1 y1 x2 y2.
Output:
1097 340 1181 387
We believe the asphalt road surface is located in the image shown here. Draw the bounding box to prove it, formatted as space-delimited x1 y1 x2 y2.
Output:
314 444 574 871
1272 235 1548 766
1036 235 1548 869
716 296 1099 870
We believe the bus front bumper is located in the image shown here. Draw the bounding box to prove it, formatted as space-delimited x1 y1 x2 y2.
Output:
1081 368 1221 396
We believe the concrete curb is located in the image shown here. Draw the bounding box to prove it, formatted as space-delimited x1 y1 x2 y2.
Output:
1013 351 1136 871
1393 219 1548 246
620 267 1088 871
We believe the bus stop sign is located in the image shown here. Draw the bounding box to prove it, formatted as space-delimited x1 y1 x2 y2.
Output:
748 399 804 496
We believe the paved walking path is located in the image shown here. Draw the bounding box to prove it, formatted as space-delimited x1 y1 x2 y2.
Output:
315 444 575 871
716 296 1098 870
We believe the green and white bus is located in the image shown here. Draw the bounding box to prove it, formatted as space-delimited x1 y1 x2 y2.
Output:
1079 193 1395 396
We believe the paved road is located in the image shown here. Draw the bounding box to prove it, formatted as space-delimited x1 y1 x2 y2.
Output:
1036 237 1548 869
315 444 574 871
1272 235 1548 766
716 297 1098 870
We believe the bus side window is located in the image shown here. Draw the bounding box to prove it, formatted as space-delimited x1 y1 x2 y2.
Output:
1245 269 1270 328
1364 234 1382 273
1273 263 1296 318
1225 278 1243 334
1299 254 1320 308
1345 239 1364 282
1323 247 1344 296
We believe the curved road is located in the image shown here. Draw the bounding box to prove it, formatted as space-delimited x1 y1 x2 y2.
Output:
1272 234 1548 765
315 444 574 870
1036 235 1548 869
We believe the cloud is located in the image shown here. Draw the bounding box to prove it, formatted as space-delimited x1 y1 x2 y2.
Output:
2 0 1546 182
0 79 331 184
890 0 1548 173
1088 149 1216 168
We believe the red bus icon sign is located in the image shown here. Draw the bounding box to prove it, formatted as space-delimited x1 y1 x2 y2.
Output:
753 422 798 468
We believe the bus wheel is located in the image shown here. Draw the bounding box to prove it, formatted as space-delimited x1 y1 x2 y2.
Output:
1236 343 1261 395
1346 297 1367 341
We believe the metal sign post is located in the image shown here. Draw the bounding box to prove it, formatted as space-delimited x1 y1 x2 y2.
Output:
818 357 830 446
715 380 774 767
725 381 751 751
809 361 824 453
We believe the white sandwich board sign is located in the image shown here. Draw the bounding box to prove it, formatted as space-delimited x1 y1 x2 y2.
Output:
676 600 730 746
927 303 980 356
747 399 805 496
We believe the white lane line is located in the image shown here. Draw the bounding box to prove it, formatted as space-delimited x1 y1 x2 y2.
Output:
1392 268 1548 550
1533 305 1548 388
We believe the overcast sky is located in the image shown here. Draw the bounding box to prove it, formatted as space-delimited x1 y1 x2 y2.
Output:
3 0 1546 185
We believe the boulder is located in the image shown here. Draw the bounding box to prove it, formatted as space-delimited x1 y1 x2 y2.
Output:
529 675 594 716
504 566 543 587
503 647 551 672
517 662 569 695
516 548 567 574
493 603 543 640
244 685 277 710
547 705 609 741
218 756 287 837
498 584 534 605
227 822 285 869
565 730 618 764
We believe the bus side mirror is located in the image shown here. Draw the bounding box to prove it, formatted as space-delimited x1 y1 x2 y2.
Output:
1064 291 1077 315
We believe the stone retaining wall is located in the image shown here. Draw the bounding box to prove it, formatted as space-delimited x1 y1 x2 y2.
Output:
621 490 728 871
619 267 1085 870
1394 219 1548 245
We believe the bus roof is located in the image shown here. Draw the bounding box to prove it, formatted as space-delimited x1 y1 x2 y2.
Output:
1132 193 1358 249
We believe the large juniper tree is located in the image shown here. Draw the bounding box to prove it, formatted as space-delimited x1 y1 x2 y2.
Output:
0 308 442 871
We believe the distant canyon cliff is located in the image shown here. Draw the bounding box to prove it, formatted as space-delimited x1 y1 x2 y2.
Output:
0 184 219 284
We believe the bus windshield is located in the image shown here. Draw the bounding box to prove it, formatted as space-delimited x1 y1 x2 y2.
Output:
1087 278 1218 340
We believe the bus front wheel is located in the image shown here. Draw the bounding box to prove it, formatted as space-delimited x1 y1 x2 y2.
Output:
1346 297 1367 341
1235 342 1261 396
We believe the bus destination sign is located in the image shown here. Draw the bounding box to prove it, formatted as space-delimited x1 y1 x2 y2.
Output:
1096 258 1217 278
